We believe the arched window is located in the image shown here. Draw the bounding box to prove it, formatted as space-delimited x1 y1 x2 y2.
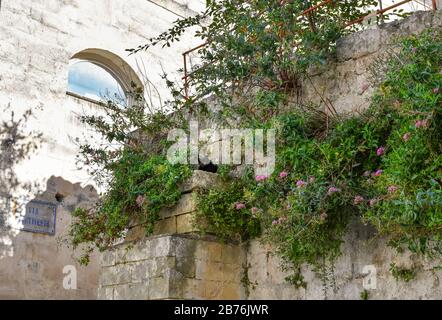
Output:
67 49 142 105
68 60 126 103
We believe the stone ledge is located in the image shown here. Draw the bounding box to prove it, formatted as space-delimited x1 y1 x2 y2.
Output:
337 11 439 62
98 234 246 300
179 170 223 193
126 170 222 242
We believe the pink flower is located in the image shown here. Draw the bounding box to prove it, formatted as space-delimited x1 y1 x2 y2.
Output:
369 198 379 207
251 207 259 214
296 180 306 188
272 220 279 226
376 147 385 156
433 87 440 94
402 132 411 142
308 176 316 183
354 195 364 205
374 169 383 177
278 216 288 223
327 187 340 195
319 212 328 221
415 119 428 129
279 171 288 179
235 202 246 210
136 195 145 207
255 175 268 182
387 185 398 193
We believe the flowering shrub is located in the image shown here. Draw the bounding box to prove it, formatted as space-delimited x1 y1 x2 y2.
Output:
195 30 442 283
195 178 261 242
361 31 442 254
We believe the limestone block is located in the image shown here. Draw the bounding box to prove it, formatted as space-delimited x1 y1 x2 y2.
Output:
222 244 245 265
203 280 223 299
171 236 197 258
150 236 173 257
176 213 196 233
125 225 146 242
195 240 223 262
113 283 149 300
195 259 207 280
182 278 205 300
131 260 154 283
220 283 241 300
100 250 115 267
153 217 177 235
150 257 176 278
195 259 228 282
160 193 196 219
175 255 196 278
179 170 223 193
115 240 152 263
337 27 381 61
167 269 187 298
149 277 170 300
100 265 132 287
97 286 114 300
222 263 242 283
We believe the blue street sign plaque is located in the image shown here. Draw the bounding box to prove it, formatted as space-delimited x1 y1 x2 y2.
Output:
22 200 57 235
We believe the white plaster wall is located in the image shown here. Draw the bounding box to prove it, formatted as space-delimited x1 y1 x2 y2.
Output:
0 0 203 299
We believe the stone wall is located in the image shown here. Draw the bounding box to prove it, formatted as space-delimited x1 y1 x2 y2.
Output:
246 221 442 300
98 11 442 300
98 171 246 300
99 235 246 300
302 10 442 114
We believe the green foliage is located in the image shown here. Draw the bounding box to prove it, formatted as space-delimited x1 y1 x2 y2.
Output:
361 31 442 255
194 30 442 283
285 271 308 289
69 151 191 263
390 263 416 282
195 177 261 242
360 289 369 300
133 0 378 124
68 89 192 263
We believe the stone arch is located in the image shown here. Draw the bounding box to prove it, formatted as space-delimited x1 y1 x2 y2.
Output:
68 48 143 102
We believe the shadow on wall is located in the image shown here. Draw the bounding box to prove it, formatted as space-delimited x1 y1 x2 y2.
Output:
0 104 100 298
0 174 100 299
0 104 43 259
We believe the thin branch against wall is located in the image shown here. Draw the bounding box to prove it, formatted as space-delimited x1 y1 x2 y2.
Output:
145 0 186 19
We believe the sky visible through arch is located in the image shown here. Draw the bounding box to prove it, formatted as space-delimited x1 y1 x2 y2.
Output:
68 60 126 103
